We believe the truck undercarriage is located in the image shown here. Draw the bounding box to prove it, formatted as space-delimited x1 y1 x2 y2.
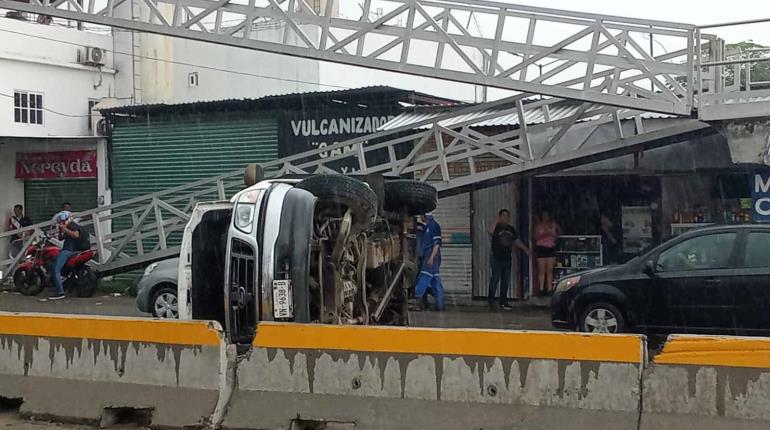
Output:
298 174 436 327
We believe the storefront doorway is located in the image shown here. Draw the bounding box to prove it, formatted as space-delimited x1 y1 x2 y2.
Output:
24 179 97 224
15 150 99 225
527 175 662 296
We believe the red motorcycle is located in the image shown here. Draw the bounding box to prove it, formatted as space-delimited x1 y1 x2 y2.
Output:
13 235 98 297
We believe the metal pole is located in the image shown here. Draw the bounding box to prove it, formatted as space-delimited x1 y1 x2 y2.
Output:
373 261 407 322
701 57 770 67
527 177 533 300
649 25 654 93
698 17 770 28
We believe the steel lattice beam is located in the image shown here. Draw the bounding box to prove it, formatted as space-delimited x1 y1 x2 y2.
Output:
0 0 713 115
0 91 712 279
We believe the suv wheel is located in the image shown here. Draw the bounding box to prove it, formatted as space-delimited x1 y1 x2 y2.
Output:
579 302 625 333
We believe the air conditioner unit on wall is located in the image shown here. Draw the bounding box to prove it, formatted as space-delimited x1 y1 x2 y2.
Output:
90 97 117 137
92 117 108 137
78 46 105 67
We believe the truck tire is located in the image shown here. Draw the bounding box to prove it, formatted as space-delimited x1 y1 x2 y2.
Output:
296 175 377 230
383 180 437 215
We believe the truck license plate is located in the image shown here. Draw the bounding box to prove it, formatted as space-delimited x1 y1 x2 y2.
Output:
272 280 293 319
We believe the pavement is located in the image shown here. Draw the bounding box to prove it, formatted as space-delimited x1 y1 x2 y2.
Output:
0 289 553 331
0 410 143 430
0 290 144 317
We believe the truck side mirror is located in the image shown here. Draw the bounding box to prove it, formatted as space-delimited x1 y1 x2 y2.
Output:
644 260 657 277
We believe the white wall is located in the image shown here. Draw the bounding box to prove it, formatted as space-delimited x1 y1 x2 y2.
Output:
138 27 321 104
0 17 116 137
111 1 321 105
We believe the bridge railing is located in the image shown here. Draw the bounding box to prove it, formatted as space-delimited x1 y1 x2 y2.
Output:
696 19 770 120
0 169 246 279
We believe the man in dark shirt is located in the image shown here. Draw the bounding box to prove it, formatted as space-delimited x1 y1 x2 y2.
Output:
488 209 530 310
600 214 623 265
50 211 89 300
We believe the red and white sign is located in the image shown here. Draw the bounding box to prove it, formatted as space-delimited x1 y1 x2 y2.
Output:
16 151 97 180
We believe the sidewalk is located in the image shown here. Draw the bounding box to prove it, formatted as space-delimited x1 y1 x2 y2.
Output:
442 293 552 309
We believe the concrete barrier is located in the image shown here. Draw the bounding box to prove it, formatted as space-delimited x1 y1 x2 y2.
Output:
642 334 770 430
0 312 232 428
224 323 646 430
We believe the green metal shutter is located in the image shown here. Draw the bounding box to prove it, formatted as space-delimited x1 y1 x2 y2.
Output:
110 116 278 202
24 179 98 224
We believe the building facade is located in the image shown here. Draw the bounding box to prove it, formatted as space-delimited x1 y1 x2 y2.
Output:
0 16 115 259
110 2 323 105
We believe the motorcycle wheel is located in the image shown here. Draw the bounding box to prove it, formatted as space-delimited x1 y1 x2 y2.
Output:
72 267 98 298
16 269 45 296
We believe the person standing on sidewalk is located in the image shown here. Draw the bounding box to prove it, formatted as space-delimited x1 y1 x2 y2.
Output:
487 209 530 310
413 212 445 311
534 210 560 296
7 204 31 257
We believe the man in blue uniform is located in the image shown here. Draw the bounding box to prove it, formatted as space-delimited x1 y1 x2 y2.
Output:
414 212 445 311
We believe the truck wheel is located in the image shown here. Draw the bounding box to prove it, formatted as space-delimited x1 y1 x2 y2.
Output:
297 175 377 231
383 180 437 215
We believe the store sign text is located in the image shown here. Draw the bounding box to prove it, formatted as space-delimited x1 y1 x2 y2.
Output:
282 114 396 174
290 116 394 167
752 173 770 222
16 151 97 180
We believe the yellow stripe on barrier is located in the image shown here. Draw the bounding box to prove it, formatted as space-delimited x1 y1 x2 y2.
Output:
654 335 770 369
0 312 221 346
253 323 643 363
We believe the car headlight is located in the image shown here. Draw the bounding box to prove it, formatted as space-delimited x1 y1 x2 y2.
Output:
144 262 160 276
234 190 261 234
555 276 581 293
235 203 255 233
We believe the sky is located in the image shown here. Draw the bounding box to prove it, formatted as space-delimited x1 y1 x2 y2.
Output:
319 0 770 102
511 0 769 45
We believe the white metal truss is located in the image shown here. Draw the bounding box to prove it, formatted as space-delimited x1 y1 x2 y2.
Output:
3 0 762 279
259 94 712 192
0 0 716 115
0 95 711 279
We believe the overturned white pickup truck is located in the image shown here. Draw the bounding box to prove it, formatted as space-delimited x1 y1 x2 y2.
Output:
177 167 437 343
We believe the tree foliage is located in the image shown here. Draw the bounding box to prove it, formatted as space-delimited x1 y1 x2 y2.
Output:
724 41 770 88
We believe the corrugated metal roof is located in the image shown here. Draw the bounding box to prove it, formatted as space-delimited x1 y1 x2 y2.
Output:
101 86 459 116
379 100 675 131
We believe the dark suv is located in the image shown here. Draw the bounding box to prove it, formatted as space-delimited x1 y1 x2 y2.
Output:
552 224 770 335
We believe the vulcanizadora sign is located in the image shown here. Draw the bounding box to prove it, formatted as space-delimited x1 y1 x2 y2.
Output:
279 108 400 175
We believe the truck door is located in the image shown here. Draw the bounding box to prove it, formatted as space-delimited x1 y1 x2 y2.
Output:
178 202 233 327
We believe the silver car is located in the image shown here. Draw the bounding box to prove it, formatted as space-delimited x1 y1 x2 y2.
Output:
136 258 178 319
